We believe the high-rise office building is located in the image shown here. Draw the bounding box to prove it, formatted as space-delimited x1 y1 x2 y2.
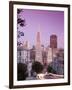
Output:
47 47 52 64
30 46 36 62
24 41 29 49
50 34 57 48
35 31 42 64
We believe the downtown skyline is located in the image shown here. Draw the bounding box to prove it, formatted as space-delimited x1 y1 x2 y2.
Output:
18 9 64 48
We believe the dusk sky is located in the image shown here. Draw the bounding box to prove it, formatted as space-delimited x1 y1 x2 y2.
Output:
18 9 64 48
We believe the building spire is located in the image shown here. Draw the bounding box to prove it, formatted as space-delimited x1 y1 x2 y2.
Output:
36 24 41 46
35 24 42 64
38 23 41 34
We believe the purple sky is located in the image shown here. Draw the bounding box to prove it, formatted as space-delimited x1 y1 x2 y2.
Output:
18 9 64 48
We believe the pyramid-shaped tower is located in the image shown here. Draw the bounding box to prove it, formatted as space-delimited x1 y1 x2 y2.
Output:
35 25 42 64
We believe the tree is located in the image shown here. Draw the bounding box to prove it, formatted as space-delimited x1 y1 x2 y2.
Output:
47 65 57 74
17 9 26 46
32 61 43 74
17 63 28 80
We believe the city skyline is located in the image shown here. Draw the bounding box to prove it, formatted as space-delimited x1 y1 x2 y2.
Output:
18 9 64 48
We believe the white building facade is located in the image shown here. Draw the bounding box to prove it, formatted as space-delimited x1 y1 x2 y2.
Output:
17 46 30 64
47 47 52 64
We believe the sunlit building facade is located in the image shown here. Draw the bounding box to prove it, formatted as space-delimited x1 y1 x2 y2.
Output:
35 32 42 64
17 42 30 64
47 47 53 64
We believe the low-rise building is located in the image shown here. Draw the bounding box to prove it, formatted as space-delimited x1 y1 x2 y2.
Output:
17 46 30 64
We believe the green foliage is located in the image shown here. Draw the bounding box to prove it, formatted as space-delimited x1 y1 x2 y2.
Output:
32 61 43 74
17 63 28 80
47 65 57 74
17 9 26 27
17 9 26 46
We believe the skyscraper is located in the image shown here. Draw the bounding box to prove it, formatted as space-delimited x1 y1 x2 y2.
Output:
50 34 57 48
35 31 42 64
47 47 52 64
24 41 29 49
